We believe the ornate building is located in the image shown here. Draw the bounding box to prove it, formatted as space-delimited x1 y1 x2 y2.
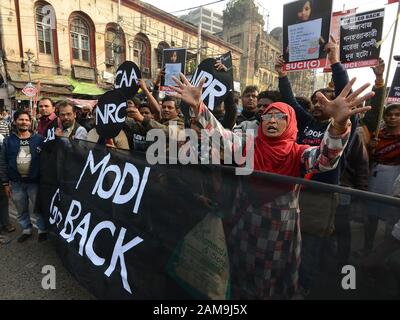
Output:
0 0 242 109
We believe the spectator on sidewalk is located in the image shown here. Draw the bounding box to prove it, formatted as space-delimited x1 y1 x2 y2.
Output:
0 110 47 243
0 133 16 235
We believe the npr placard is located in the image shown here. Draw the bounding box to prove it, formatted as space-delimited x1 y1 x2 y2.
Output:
191 53 233 111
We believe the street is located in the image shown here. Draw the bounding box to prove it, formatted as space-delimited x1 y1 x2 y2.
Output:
0 208 94 300
1 207 398 300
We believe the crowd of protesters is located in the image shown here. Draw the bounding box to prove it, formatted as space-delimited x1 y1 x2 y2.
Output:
0 36 399 299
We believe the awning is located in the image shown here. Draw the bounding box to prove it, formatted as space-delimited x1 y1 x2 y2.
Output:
8 71 71 86
7 71 106 98
11 82 72 95
70 79 105 96
15 92 69 101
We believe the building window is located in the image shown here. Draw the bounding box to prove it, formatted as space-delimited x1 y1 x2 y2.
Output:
133 33 151 78
156 42 169 69
105 24 125 67
70 18 90 62
229 34 242 47
203 9 212 17
202 17 211 24
35 3 53 55
213 21 223 28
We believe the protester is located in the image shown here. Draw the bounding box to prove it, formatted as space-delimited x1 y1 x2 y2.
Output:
236 85 259 125
276 37 355 296
138 79 162 121
362 101 400 253
209 61 238 130
0 133 16 234
0 110 47 242
37 98 60 140
0 111 10 137
55 101 88 140
77 104 96 132
123 103 149 152
170 73 373 299
139 104 155 121
128 94 184 156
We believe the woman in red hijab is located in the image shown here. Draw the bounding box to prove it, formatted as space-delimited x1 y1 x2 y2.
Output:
171 75 373 299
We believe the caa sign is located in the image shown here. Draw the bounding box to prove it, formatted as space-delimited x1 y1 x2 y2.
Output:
114 61 142 99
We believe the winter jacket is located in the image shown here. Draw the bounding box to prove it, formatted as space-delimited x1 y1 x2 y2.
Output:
0 133 44 184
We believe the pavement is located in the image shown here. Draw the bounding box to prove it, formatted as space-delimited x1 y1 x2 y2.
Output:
1 207 398 300
0 207 94 300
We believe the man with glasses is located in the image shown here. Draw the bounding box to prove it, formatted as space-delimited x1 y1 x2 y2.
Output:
55 101 87 140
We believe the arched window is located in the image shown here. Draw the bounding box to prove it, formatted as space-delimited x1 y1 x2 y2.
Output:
133 33 151 78
70 18 90 62
35 3 53 55
105 24 126 67
156 41 169 69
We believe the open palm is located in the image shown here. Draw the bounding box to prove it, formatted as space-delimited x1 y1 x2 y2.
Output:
170 73 206 114
316 78 374 125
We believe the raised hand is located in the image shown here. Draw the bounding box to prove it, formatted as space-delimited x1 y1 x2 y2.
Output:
214 61 228 72
315 78 374 128
153 68 165 87
170 73 206 115
138 79 148 92
324 34 339 65
128 106 144 123
274 55 287 77
371 58 385 82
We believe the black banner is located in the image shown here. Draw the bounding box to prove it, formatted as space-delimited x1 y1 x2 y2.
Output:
39 139 400 300
190 52 233 111
340 9 384 69
388 62 400 103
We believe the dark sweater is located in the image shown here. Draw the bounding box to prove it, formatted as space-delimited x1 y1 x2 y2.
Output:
236 109 257 125
279 62 353 184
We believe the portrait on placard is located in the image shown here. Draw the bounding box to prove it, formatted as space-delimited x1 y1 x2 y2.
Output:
283 0 333 71
162 48 187 90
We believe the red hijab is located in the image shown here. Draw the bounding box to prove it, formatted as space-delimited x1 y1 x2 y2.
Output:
253 102 310 177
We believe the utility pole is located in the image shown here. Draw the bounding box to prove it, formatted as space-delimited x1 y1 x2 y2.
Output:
25 49 34 114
